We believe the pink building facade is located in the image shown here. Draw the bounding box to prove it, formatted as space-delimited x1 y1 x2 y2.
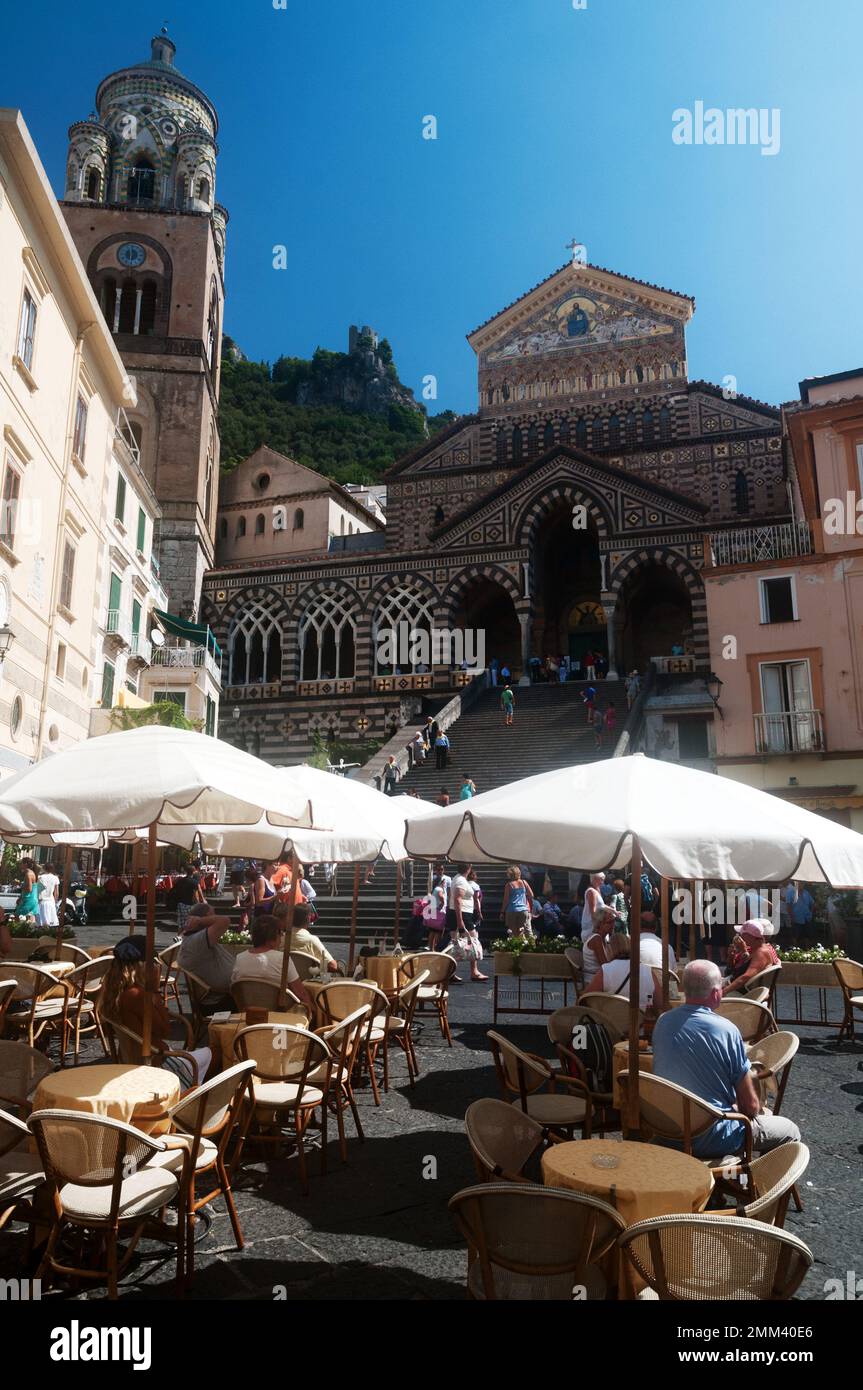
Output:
704 369 863 832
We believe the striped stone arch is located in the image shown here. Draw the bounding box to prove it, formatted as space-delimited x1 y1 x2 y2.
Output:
439 563 523 623
218 583 291 634
514 478 615 549
363 570 440 616
609 546 708 663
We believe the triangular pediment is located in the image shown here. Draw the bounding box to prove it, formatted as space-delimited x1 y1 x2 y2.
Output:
468 260 694 368
431 445 706 548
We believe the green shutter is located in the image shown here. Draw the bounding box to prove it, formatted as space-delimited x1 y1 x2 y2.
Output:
115 473 126 524
108 572 122 614
136 508 146 554
101 661 115 708
131 600 141 636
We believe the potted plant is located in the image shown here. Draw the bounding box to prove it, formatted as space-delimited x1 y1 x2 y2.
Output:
775 943 846 988
492 934 571 977
5 916 76 959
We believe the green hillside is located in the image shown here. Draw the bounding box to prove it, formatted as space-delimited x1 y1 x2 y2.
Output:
218 340 459 484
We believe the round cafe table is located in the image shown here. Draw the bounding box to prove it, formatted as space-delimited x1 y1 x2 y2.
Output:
541 1138 713 1230
32 1063 180 1134
208 1008 309 1072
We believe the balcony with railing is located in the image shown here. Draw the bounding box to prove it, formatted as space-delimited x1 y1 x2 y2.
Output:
151 643 221 683
128 633 152 665
754 709 824 754
709 520 813 568
104 609 131 648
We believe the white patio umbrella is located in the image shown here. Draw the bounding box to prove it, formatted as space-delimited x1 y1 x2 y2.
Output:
161 768 441 974
403 753 863 1130
0 727 333 1058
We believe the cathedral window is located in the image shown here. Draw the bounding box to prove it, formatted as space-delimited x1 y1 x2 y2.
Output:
85 167 100 201
502 383 510 401
294 508 304 530
255 513 266 536
434 505 445 525
229 601 282 686
543 421 555 450
625 411 637 446
117 278 137 334
527 423 539 458
128 159 156 206
619 368 626 386
512 427 523 462
219 518 228 540
176 175 188 209
236 516 246 539
374 583 434 673
607 414 621 448
496 431 507 465
559 417 570 445
642 409 655 444
300 590 356 681
206 285 219 373
734 470 750 515
591 416 604 450
575 417 588 449
139 280 157 335
635 364 645 383
659 405 672 441
197 176 211 205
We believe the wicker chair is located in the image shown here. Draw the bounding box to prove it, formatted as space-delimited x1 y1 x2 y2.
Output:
311 1005 370 1163
149 1059 257 1286
618 1071 753 1187
727 1141 810 1227
0 1040 54 1115
374 970 428 1087
563 948 584 991
736 962 782 1009
0 979 19 1035
231 978 289 1013
157 942 183 1013
548 1005 617 1136
576 990 642 1038
715 997 776 1043
233 1023 331 1194
0 962 72 1055
101 1014 202 1091
487 1030 591 1139
179 966 225 1039
745 1030 799 1115
833 958 863 1042
618 1212 812 1299
29 1109 183 1297
401 951 457 1045
449 1182 625 1300
289 951 321 982
464 1098 544 1183
315 980 387 1104
43 942 91 966
62 957 112 1064
0 1107 44 1233
744 986 770 1005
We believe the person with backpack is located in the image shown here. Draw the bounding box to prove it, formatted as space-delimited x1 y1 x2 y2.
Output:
582 684 597 725
500 684 515 727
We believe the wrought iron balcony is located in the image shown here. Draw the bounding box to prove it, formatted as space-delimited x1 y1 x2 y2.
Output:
709 521 813 568
754 709 824 754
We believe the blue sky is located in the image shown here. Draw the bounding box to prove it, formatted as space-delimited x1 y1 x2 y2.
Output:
3 0 860 415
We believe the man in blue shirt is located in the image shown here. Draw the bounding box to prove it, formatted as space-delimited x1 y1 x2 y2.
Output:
653 960 800 1159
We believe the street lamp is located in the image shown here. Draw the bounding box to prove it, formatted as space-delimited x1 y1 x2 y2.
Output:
706 672 724 721
0 626 15 664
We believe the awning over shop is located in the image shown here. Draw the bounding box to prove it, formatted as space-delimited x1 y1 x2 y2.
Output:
153 610 222 660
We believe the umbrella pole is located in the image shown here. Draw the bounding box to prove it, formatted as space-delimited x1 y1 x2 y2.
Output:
277 850 301 1010
626 837 643 1138
660 877 670 1010
675 879 682 961
141 822 157 1065
393 860 402 947
56 845 72 960
347 864 361 972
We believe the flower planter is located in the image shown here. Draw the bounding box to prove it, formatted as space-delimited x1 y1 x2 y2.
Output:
6 934 77 959
494 951 570 978
777 962 840 989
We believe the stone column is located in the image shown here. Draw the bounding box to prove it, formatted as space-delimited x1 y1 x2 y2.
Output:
602 595 619 680
518 613 531 686
112 286 123 334
133 287 143 335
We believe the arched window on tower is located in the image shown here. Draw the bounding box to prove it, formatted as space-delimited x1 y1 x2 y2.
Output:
642 409 655 444
236 516 246 540
139 280 157 335
117 278 137 334
229 601 283 686
527 423 539 458
496 430 507 465
176 175 188 210
607 414 621 449
255 513 266 536
659 405 672 441
206 285 219 373
128 158 156 207
543 421 555 450
85 167 100 201
218 517 228 541
294 508 304 530
198 176 211 205
591 416 604 450
625 411 638 446
299 590 356 681
373 583 434 674
734 470 750 515
512 427 524 462
575 417 588 449
559 417 571 446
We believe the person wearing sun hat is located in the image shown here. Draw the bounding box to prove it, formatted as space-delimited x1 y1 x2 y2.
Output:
722 919 780 995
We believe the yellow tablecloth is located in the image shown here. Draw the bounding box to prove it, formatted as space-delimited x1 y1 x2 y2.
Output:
541 1138 713 1229
612 1042 655 1110
32 1063 180 1132
362 956 403 994
208 1009 308 1071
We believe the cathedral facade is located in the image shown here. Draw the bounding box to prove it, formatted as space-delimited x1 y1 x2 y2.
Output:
61 30 227 617
204 258 785 761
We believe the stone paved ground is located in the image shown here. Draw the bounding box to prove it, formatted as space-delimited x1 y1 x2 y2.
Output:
2 936 860 1302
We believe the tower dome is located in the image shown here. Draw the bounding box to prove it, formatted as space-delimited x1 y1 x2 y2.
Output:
64 30 221 212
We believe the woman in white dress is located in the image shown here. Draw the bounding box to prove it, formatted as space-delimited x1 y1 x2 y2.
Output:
37 862 60 928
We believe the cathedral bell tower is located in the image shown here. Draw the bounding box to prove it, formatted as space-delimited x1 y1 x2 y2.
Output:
61 29 228 617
